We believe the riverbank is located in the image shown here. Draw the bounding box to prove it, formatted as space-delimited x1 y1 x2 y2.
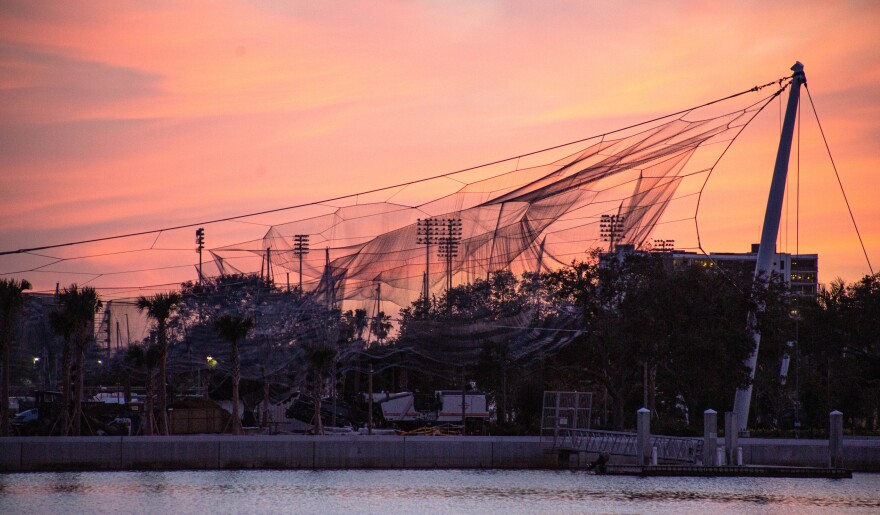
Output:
2 435 879 472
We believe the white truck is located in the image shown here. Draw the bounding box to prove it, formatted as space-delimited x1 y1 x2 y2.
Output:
376 390 489 426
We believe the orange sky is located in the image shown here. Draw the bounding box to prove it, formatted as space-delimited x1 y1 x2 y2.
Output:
1 1 879 297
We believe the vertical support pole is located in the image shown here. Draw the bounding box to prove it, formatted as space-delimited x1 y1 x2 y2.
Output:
266 247 272 285
725 411 738 466
461 367 467 435
703 409 717 466
829 410 843 468
734 61 807 434
332 362 337 429
368 365 373 436
637 407 650 466
324 247 331 311
106 303 112 357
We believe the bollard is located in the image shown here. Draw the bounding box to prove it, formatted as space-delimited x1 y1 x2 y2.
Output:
637 408 651 466
717 446 725 466
651 446 658 466
736 446 743 466
724 412 738 466
703 409 717 466
829 410 843 468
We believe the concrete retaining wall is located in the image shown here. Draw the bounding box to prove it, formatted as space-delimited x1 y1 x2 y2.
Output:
740 437 880 472
2 435 878 472
0 435 558 472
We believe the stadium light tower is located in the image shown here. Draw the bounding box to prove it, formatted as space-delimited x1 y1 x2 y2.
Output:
416 218 440 307
195 228 205 283
600 214 626 253
437 219 463 291
293 234 310 291
652 239 675 252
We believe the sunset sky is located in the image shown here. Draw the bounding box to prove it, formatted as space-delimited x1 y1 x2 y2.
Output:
1 1 878 296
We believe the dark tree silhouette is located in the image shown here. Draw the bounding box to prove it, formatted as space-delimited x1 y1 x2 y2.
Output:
302 342 336 435
125 343 161 436
49 285 101 435
213 314 254 435
137 292 181 435
0 278 30 435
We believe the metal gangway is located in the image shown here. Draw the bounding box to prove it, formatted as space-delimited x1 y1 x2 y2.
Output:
550 428 703 464
541 391 702 464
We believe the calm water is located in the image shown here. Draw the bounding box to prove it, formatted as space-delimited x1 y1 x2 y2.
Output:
1 469 878 514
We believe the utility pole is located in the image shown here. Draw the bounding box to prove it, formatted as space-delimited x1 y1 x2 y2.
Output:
195 227 205 283
293 234 310 291
733 61 806 435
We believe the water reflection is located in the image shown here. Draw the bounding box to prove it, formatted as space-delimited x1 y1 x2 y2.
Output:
0 470 877 514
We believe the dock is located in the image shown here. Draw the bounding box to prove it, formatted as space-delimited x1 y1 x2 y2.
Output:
605 465 852 478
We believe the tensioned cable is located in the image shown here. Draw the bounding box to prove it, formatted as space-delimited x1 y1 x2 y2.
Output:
690 81 791 295
804 85 874 275
0 77 788 258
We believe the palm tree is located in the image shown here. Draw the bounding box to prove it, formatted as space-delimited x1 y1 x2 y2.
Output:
136 292 181 435
303 342 336 435
369 311 392 343
353 308 368 341
48 303 75 435
0 278 31 435
50 285 101 435
125 343 161 436
213 314 254 436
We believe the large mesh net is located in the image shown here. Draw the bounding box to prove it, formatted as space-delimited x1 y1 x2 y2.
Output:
212 86 783 317
3 80 790 394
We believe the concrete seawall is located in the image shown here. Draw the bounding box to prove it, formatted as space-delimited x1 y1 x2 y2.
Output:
2 435 878 472
0 436 560 472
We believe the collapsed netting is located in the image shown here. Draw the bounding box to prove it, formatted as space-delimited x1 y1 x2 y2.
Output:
6 79 792 392
214 83 787 317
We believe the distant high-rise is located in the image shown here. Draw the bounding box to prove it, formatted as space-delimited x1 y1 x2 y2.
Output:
601 244 819 297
